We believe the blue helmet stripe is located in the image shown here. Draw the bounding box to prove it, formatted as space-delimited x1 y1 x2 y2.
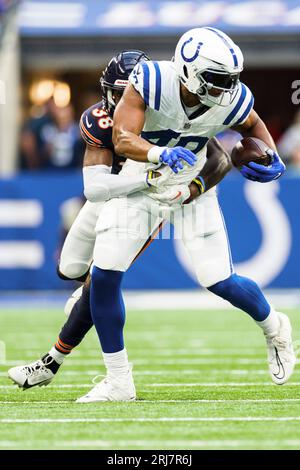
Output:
142 63 150 106
235 94 254 125
223 84 247 125
229 48 238 67
153 61 162 111
205 27 239 68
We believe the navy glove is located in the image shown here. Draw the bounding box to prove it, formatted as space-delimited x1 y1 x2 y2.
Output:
160 147 197 174
239 149 286 183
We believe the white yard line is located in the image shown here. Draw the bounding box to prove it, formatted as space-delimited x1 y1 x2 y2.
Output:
1 439 300 448
23 348 267 355
0 401 72 404
1 381 300 389
33 438 300 447
115 369 290 375
0 398 300 405
2 357 267 367
131 358 286 365
3 369 299 377
147 382 300 387
1 417 300 423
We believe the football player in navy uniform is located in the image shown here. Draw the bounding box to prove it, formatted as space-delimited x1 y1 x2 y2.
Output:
8 50 233 393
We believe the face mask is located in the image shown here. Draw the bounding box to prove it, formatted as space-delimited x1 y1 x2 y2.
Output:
195 71 240 107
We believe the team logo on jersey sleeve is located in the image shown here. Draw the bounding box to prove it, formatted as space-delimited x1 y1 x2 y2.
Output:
133 65 141 84
181 38 203 63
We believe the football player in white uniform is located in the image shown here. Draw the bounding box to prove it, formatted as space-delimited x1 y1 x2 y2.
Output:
76 28 295 403
8 50 232 391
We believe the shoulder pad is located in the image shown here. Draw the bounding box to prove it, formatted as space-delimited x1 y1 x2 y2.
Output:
222 83 254 127
80 101 114 148
129 61 162 111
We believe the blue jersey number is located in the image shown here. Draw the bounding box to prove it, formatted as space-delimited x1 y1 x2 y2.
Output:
141 129 208 154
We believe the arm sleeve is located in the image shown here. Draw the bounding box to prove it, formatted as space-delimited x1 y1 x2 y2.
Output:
83 165 148 203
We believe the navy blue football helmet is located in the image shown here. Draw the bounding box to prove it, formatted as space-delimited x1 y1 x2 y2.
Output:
100 50 150 113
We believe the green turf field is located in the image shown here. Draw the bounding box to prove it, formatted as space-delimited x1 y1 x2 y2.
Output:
0 307 299 450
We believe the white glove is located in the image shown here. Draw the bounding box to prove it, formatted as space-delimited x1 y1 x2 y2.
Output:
149 184 191 207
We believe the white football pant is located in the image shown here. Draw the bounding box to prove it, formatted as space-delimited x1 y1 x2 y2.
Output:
59 201 103 279
93 189 233 288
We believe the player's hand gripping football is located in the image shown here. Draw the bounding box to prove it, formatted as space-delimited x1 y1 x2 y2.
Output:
240 149 286 183
159 147 197 174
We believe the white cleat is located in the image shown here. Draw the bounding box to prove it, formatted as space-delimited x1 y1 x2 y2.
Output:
8 357 55 390
266 312 296 385
76 365 136 403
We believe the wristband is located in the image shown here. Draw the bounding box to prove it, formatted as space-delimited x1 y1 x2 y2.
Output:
192 175 206 195
147 146 167 163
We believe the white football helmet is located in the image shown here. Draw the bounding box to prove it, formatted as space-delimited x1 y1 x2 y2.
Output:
174 27 244 107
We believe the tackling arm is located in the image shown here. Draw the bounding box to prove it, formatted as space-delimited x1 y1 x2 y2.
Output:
82 144 149 203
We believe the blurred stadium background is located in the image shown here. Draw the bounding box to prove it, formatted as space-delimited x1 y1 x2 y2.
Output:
0 0 300 301
1 0 300 452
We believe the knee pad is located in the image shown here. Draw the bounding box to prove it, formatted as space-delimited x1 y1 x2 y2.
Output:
57 264 90 283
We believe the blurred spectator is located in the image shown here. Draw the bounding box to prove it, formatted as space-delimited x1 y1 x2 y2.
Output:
0 0 8 34
277 109 300 166
264 115 284 144
79 89 100 117
20 100 84 170
0 0 16 18
20 99 55 169
0 0 7 15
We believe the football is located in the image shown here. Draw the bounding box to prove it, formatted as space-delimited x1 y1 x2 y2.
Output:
231 137 272 168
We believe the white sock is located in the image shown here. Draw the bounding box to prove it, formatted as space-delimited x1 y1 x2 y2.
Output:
48 346 67 365
255 308 280 337
102 348 129 376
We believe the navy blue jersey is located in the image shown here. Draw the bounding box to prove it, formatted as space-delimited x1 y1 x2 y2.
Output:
79 101 125 174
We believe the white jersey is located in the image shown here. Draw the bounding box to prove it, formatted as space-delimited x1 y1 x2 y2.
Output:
121 60 254 186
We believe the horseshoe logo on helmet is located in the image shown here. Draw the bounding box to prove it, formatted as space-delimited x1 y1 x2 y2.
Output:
181 37 203 63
